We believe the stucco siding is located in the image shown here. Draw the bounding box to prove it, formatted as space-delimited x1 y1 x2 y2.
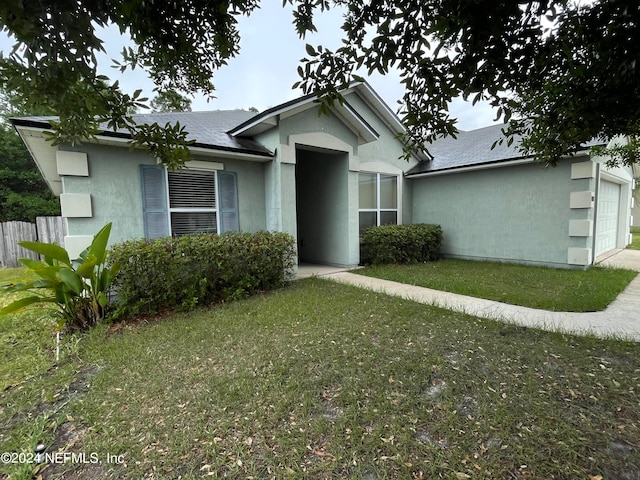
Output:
345 93 417 225
61 144 267 246
411 160 588 267
222 157 267 233
279 105 359 149
62 144 154 244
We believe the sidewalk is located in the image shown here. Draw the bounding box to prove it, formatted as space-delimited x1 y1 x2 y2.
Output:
323 250 640 342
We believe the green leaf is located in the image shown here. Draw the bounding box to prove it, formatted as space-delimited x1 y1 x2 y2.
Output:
18 258 62 281
87 223 112 264
97 291 108 308
0 296 55 315
18 242 71 266
76 258 98 279
59 268 84 295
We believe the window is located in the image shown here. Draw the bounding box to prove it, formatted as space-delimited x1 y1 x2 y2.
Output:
168 170 218 236
358 172 398 235
141 166 239 239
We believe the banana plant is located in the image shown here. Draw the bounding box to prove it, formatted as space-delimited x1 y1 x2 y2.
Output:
0 223 120 331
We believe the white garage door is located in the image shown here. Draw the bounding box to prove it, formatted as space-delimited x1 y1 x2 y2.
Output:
595 180 621 257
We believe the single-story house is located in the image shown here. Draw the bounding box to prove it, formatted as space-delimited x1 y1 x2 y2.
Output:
11 82 634 269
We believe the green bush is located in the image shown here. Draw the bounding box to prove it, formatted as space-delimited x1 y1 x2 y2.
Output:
108 231 296 319
360 223 442 265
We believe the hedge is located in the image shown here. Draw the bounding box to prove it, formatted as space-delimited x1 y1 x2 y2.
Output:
108 231 296 319
360 223 442 265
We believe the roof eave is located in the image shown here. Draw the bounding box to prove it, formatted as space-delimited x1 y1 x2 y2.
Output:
10 118 274 161
406 148 596 178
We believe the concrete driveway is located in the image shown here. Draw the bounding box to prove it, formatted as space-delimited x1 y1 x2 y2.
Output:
598 249 640 271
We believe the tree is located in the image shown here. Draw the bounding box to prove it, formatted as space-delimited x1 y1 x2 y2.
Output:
0 89 60 222
0 124 61 222
0 1 638 168
150 90 193 113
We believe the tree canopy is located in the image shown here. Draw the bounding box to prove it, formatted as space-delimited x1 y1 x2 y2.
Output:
0 124 60 222
150 91 193 113
0 0 638 168
0 90 60 222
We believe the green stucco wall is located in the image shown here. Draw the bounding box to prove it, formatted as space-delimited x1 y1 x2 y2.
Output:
411 160 589 267
60 144 267 246
279 105 359 149
261 92 417 266
62 144 154 244
346 93 417 225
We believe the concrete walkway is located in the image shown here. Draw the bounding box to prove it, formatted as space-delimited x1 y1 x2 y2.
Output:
323 250 640 342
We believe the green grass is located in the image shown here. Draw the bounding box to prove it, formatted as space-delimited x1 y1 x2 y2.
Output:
357 258 637 312
629 227 640 250
0 268 62 391
1 272 640 479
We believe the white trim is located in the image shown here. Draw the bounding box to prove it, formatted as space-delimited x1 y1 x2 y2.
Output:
56 151 89 176
570 191 595 209
568 219 593 237
165 168 221 235
64 235 93 260
568 247 592 266
234 97 319 136
358 171 401 232
358 161 403 175
570 160 596 179
60 193 92 218
181 160 224 171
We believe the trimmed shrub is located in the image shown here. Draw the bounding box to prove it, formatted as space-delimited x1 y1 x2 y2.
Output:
108 231 296 319
360 223 442 265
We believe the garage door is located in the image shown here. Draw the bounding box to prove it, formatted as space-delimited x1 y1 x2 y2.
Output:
595 180 621 257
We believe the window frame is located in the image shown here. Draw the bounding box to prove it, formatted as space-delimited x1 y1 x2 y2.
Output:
165 167 220 236
358 171 400 234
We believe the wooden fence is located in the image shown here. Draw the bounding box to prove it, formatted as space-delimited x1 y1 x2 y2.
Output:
0 216 65 268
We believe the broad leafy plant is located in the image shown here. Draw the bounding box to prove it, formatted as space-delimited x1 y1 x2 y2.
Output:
0 223 119 331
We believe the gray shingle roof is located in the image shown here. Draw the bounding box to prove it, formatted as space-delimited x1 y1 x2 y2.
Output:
12 110 272 157
125 110 269 154
406 123 604 176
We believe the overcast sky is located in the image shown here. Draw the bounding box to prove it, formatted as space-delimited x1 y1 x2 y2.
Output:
1 3 499 131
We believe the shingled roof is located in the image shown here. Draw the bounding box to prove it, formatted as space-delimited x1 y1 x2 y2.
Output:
406 123 604 176
11 110 272 157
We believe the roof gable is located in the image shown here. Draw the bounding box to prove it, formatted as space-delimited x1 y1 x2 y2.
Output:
229 82 429 161
229 85 379 145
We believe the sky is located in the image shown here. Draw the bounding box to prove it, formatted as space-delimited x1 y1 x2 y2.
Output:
0 3 499 131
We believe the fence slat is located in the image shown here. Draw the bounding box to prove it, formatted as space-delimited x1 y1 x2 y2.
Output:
0 222 4 267
0 217 64 268
36 216 65 247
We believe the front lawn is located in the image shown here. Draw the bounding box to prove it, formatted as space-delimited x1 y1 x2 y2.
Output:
1 273 639 479
0 268 63 391
629 226 640 250
357 258 637 312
